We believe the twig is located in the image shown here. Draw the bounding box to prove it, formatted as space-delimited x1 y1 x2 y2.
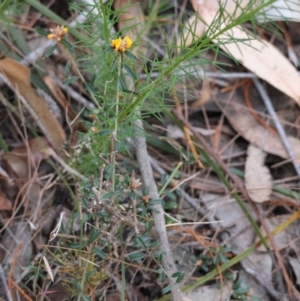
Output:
141 70 300 80
244 79 276 134
0 264 13 301
111 55 122 191
253 78 300 177
133 118 183 301
140 70 259 80
20 39 56 65
49 71 95 109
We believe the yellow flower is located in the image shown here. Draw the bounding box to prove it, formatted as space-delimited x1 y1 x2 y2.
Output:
111 36 132 52
47 25 68 42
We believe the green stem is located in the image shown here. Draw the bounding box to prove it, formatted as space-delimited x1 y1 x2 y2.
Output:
0 0 10 14
78 262 88 301
112 54 122 191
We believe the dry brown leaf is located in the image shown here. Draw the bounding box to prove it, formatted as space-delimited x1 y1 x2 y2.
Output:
185 1 300 104
184 283 232 301
43 75 87 132
3 153 29 180
0 190 12 211
2 222 33 280
245 144 272 203
3 137 51 180
191 80 211 107
0 57 66 150
221 92 300 161
43 75 75 116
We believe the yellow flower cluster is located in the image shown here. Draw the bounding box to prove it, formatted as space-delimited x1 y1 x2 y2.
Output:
111 36 132 52
47 25 68 42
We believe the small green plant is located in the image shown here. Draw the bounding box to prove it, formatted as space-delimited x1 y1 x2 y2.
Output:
197 248 262 301
197 245 233 273
232 278 250 300
231 278 262 301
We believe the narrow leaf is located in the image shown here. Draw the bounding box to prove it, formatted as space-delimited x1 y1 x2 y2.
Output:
93 247 107 259
63 76 79 85
134 236 147 250
129 252 145 261
123 64 137 80
109 56 117 72
42 256 54 282
118 77 127 91
162 285 172 294
124 51 138 62
87 229 101 245
64 61 71 76
61 39 74 53
35 28 49 36
44 44 57 58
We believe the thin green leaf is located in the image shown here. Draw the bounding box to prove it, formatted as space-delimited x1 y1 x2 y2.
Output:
118 77 127 91
35 28 49 37
93 247 107 260
165 190 176 201
64 61 71 77
122 89 139 95
148 199 162 205
145 221 152 232
158 270 166 282
61 39 74 53
149 240 160 249
172 271 185 283
123 64 137 80
68 242 86 249
134 236 147 250
124 50 138 62
99 129 112 136
164 201 177 209
109 56 117 72
63 76 79 85
44 43 57 58
85 82 96 95
162 285 172 295
129 252 145 261
87 229 101 245
234 285 249 295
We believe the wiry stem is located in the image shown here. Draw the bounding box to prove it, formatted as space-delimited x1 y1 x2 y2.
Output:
133 117 183 301
111 54 122 191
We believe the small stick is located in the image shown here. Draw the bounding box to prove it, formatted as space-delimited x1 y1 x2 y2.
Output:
0 264 13 301
133 118 183 301
253 78 300 177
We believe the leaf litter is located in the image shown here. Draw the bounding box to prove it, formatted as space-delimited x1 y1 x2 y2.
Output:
1 1 300 301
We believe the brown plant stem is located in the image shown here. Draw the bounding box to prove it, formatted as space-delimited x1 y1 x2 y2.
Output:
133 117 183 301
